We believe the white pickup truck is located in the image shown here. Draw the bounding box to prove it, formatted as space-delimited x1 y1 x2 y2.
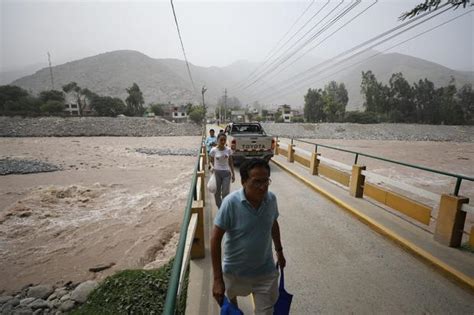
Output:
224 122 275 164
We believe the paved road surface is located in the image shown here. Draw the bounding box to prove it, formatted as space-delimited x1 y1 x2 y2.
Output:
222 164 473 313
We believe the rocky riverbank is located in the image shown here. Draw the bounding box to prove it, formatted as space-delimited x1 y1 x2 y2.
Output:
0 281 98 314
1 117 473 141
0 117 202 137
261 123 474 142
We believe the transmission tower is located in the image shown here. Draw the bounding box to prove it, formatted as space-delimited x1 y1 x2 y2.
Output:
47 52 55 90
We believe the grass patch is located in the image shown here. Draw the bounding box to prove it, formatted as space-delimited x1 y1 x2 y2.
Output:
71 258 188 315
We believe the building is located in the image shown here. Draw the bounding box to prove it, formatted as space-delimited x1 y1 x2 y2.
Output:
277 105 292 123
230 110 246 122
64 93 92 116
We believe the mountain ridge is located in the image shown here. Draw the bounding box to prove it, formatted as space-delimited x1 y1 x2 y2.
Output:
8 50 473 110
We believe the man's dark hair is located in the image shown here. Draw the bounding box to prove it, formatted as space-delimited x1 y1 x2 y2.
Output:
210 129 215 133
240 158 271 182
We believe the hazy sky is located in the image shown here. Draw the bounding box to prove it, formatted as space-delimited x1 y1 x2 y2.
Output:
1 0 473 73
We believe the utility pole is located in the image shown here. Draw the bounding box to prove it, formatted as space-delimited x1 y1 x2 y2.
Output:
224 88 227 123
47 52 55 90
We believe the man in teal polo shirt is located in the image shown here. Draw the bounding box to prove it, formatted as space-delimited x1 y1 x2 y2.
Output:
211 158 286 315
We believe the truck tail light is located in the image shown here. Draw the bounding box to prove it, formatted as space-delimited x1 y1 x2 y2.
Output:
271 138 275 150
231 139 236 150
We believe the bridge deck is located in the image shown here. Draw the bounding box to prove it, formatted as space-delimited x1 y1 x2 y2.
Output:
186 154 473 314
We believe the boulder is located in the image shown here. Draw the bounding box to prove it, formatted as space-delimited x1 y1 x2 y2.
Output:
27 285 54 300
70 281 98 303
59 300 75 312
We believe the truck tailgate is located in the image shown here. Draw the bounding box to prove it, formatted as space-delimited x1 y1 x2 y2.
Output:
232 136 273 155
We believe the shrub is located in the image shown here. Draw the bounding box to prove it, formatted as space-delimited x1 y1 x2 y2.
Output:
291 117 304 123
343 111 379 124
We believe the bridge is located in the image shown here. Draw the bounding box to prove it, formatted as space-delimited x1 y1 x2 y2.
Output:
163 128 474 314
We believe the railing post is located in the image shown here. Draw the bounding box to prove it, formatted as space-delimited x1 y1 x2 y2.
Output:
470 227 474 248
201 144 207 166
287 143 295 163
274 137 279 155
350 165 366 198
434 194 469 247
310 152 321 175
197 171 205 206
191 200 205 259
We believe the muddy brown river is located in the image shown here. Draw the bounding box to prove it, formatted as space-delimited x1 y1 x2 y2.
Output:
0 136 473 294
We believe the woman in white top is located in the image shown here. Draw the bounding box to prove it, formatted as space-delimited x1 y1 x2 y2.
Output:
209 132 235 208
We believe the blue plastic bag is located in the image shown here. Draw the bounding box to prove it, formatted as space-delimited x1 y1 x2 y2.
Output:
273 265 293 315
220 296 244 315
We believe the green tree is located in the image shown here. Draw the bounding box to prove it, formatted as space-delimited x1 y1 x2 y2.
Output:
360 71 390 115
149 103 166 116
388 73 416 122
40 100 65 113
188 105 205 124
185 103 193 115
323 81 348 122
62 82 94 116
275 110 282 122
90 96 126 117
413 78 439 123
0 85 35 113
39 90 65 103
456 83 474 124
304 88 324 122
438 80 463 124
400 0 471 20
125 83 145 116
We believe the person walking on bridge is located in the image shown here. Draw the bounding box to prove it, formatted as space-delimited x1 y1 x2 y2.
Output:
205 128 217 155
211 158 286 315
209 132 235 208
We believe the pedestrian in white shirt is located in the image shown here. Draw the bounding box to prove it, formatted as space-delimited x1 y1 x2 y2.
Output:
209 132 235 208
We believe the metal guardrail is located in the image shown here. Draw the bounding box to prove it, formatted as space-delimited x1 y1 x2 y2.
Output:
290 138 474 196
163 138 205 315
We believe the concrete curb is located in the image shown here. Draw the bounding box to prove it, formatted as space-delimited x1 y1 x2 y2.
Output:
271 158 474 292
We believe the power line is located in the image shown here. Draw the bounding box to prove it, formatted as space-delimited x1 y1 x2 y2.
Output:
245 0 378 97
170 0 198 99
251 3 452 102
233 0 330 90
259 5 452 101
238 0 347 91
264 9 473 104
239 0 361 92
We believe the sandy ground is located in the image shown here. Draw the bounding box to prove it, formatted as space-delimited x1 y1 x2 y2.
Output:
0 137 200 294
0 136 472 294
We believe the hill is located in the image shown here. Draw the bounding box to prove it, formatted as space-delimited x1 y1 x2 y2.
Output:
253 51 474 110
8 50 473 111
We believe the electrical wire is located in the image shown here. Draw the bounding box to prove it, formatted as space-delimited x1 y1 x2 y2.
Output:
232 0 317 90
249 3 452 101
170 0 198 98
245 0 378 96
239 0 352 92
264 9 473 104
233 0 330 90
